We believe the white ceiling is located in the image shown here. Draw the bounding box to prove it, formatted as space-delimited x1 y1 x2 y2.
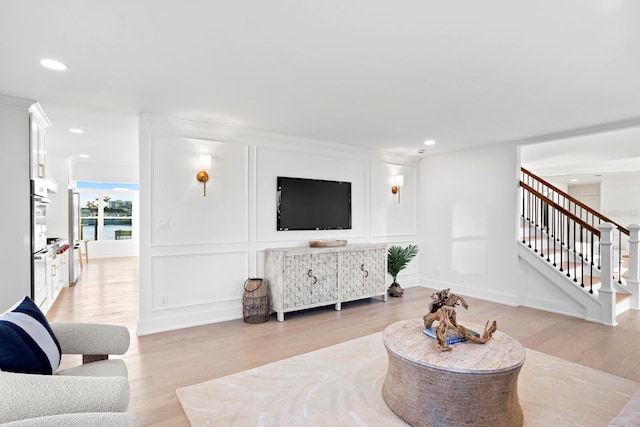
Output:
1 1 640 174
521 125 640 185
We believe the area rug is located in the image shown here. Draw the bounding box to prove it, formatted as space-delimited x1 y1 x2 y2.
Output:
176 332 639 426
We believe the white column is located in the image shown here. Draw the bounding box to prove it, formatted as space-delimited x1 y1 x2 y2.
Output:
598 223 617 326
627 224 639 310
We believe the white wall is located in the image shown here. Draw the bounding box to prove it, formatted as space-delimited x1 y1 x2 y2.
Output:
568 183 601 212
601 173 640 252
0 95 33 312
423 142 635 321
138 115 420 335
417 141 521 305
602 173 640 229
45 153 70 240
70 157 138 187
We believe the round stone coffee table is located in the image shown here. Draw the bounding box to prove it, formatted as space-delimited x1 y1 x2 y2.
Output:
382 318 526 427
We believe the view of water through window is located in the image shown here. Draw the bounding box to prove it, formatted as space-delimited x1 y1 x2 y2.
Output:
78 182 138 241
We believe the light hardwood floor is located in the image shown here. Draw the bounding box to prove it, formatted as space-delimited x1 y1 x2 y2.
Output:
47 256 640 426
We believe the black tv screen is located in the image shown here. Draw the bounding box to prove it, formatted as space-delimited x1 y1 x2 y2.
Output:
277 177 352 231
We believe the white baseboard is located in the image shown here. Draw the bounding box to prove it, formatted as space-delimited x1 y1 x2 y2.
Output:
137 304 243 335
418 278 518 307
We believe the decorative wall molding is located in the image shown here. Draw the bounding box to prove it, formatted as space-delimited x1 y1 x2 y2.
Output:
0 94 35 110
142 113 422 166
370 161 417 237
150 135 249 246
138 114 420 334
514 116 640 146
150 251 249 311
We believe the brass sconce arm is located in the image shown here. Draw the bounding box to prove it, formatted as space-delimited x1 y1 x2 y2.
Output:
197 154 212 197
197 170 209 196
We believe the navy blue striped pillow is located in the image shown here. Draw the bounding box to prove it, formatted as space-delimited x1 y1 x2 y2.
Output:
0 296 61 375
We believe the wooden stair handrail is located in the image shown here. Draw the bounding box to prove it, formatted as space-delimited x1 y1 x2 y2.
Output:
520 182 601 236
521 167 629 235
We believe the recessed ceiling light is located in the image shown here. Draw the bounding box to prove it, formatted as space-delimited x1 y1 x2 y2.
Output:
69 128 84 134
40 58 68 71
570 178 578 182
79 154 90 158
424 140 436 146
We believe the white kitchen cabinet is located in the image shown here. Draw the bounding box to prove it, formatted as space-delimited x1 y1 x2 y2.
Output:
30 103 50 181
54 248 68 294
265 243 387 321
44 249 55 309
39 240 69 314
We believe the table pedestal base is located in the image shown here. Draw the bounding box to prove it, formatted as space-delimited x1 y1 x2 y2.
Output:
382 318 525 427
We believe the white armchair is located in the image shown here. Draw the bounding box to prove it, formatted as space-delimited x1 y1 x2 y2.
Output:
51 322 130 376
0 412 138 426
0 322 135 426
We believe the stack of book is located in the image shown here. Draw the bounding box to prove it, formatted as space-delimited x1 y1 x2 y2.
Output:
423 326 479 345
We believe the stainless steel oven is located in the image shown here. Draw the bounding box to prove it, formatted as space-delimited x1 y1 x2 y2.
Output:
33 196 48 253
31 179 49 253
31 179 49 303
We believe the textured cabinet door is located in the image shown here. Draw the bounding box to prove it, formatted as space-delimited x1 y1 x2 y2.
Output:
340 248 386 299
340 250 365 299
282 252 338 309
362 248 386 294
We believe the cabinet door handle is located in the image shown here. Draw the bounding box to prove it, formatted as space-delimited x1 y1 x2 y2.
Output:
361 264 369 277
308 269 317 284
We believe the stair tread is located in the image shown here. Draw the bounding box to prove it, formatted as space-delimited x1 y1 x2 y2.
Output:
616 293 630 304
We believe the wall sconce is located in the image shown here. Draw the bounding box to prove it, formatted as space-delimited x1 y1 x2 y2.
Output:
391 175 403 204
196 155 211 196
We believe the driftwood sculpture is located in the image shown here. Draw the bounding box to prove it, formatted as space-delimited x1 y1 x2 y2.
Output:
423 288 498 352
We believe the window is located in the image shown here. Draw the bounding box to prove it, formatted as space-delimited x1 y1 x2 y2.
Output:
103 194 133 240
78 182 138 242
80 193 99 241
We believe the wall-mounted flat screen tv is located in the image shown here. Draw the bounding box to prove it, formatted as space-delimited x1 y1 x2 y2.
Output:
277 176 352 231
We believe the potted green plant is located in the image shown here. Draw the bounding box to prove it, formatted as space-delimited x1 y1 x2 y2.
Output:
387 244 419 297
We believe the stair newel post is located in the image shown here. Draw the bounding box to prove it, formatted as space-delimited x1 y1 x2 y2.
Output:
598 222 617 326
627 224 640 310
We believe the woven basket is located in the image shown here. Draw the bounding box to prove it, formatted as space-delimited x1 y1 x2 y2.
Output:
243 278 270 324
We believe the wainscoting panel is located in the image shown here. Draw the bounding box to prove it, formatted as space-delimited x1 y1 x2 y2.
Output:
370 162 417 237
151 251 249 310
151 135 248 246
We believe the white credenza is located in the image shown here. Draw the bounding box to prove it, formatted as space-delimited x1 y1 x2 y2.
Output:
265 243 388 321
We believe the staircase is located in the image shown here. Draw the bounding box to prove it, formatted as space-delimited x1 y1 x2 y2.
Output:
519 168 640 325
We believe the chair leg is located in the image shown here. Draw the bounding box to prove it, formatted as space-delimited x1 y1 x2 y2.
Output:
83 354 109 364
